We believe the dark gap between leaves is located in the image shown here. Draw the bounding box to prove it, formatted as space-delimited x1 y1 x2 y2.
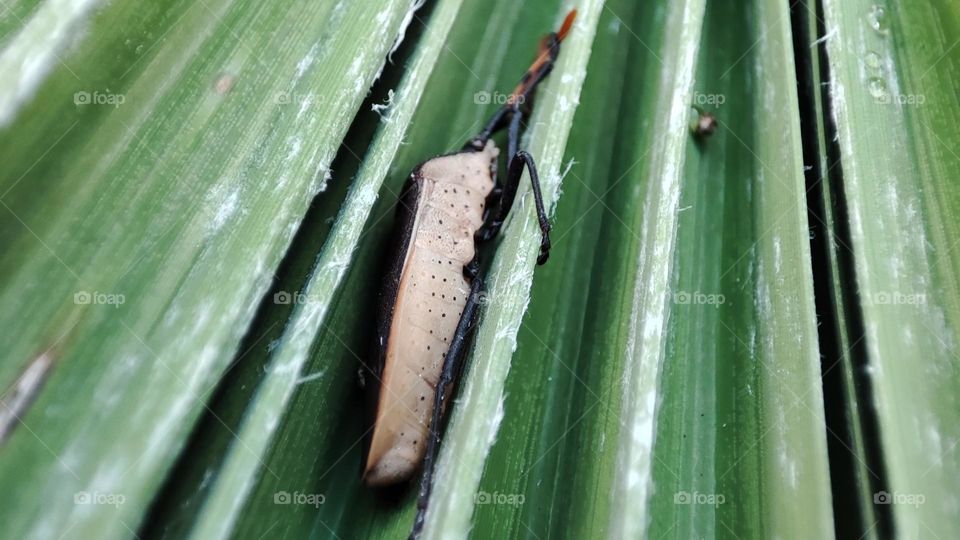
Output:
789 1 893 537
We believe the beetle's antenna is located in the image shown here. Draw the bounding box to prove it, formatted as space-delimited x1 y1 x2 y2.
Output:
465 9 577 150
557 9 577 42
507 9 577 110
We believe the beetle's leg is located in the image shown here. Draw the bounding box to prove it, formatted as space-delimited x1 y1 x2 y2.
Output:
477 154 552 265
463 257 481 281
506 103 522 160
465 107 512 150
516 151 552 265
410 275 484 540
477 111 522 242
477 115 552 265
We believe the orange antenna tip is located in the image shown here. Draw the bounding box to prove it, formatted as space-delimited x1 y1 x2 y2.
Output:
557 9 577 42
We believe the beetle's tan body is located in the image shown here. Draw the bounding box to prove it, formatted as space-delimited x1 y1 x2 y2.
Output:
364 141 499 486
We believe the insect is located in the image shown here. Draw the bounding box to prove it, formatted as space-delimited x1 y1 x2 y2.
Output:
363 9 577 539
691 104 718 139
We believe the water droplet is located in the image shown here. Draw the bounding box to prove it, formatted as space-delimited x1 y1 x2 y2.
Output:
867 77 888 98
865 51 882 69
868 5 890 34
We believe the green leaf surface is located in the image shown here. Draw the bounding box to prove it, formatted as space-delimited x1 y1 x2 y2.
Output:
2 0 958 538
0 0 415 537
649 0 834 537
176 1 467 537
476 0 835 538
820 0 960 537
145 1 602 539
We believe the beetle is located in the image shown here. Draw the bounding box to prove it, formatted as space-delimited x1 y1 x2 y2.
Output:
362 9 577 538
